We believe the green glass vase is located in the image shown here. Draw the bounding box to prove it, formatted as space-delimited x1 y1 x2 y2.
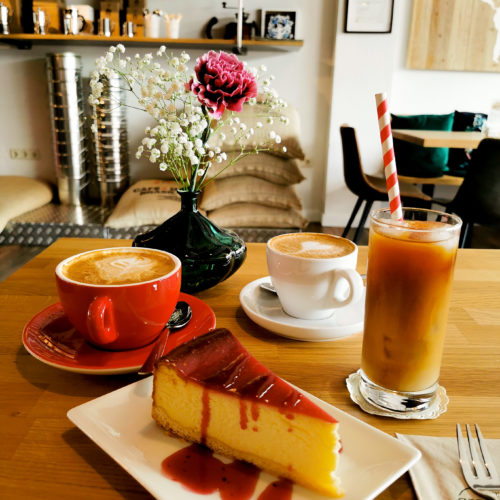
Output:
132 190 246 294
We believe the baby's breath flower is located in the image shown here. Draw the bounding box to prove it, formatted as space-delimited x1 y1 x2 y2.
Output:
89 44 287 192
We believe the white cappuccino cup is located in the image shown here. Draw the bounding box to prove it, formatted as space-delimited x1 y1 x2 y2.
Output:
267 232 364 320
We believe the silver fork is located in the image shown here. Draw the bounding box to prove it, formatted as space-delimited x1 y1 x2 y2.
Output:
456 424 500 500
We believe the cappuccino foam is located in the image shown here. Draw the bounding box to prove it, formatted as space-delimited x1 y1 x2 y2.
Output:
269 233 354 259
62 249 176 285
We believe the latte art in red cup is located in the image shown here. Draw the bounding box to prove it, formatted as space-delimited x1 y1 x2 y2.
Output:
55 247 181 351
62 249 176 286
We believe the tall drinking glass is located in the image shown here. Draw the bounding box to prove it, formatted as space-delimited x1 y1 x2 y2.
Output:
359 207 462 412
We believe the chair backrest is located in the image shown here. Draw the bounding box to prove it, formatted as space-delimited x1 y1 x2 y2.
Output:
340 125 379 198
448 138 500 227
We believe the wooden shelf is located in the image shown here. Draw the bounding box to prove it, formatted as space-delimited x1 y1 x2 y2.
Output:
0 34 303 52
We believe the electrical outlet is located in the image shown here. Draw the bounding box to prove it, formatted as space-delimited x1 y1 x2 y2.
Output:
9 148 41 160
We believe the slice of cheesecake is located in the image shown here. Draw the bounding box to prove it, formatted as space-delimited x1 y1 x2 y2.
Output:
152 328 343 497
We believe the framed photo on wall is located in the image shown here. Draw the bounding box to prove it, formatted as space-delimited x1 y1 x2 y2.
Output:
344 0 394 33
261 10 297 40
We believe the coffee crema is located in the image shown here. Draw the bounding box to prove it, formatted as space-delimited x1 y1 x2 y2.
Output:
62 249 176 285
269 233 354 259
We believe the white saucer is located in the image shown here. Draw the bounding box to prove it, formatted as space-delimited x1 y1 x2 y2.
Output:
239 277 365 341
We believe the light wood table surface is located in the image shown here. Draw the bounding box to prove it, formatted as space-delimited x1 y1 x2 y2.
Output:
392 130 484 149
1 238 499 499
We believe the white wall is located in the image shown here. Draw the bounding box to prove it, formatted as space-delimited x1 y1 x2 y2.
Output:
322 0 500 227
0 0 337 222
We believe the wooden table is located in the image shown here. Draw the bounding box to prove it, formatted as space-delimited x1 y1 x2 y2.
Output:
1 238 499 499
391 129 484 149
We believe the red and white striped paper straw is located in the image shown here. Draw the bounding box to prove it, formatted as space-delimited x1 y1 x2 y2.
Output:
375 92 403 221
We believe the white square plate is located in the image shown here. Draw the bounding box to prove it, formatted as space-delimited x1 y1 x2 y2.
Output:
68 377 420 500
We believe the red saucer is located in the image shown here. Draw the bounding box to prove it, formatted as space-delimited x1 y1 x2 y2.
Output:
22 293 216 375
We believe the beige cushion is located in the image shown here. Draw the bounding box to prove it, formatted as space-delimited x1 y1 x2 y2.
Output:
207 103 306 160
105 179 180 228
208 203 308 229
0 176 53 232
199 176 302 212
206 153 305 186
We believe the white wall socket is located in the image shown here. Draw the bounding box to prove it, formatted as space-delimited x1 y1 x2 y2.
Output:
9 148 41 160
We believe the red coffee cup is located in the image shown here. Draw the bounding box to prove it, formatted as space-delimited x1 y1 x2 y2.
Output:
55 247 181 350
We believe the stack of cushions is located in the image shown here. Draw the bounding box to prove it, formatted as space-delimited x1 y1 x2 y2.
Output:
0 176 53 232
391 112 455 177
447 110 487 177
201 103 308 229
104 179 181 228
105 103 308 230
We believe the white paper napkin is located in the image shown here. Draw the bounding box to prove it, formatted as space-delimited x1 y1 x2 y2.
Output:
397 433 500 500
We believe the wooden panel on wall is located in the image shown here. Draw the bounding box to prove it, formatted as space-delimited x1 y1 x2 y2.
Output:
407 0 500 73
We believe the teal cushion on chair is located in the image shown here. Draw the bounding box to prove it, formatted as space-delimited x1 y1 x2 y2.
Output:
391 113 455 177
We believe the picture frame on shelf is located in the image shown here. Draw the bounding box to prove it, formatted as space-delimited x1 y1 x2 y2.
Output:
261 10 296 40
344 0 394 33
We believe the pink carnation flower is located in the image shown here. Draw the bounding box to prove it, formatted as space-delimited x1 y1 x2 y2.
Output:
186 51 257 118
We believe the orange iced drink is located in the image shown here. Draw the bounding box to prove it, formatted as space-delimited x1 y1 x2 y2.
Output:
361 210 461 395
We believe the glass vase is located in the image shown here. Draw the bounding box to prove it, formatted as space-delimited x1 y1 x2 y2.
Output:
132 190 247 294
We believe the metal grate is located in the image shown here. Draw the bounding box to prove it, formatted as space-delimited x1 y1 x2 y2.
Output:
0 203 298 246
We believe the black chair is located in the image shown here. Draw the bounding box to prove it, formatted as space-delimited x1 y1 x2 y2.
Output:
435 138 500 248
340 125 431 243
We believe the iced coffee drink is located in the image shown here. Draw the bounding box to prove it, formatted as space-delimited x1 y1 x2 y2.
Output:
359 208 461 412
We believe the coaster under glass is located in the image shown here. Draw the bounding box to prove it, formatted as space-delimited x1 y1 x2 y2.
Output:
346 371 448 420
358 369 438 413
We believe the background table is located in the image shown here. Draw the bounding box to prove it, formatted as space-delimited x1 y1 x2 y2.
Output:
392 130 484 149
1 238 499 499
391 129 483 191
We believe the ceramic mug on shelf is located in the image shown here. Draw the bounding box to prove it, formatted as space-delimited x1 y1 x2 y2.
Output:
55 247 181 350
164 13 181 39
63 7 86 35
266 232 364 320
69 5 95 34
143 10 161 38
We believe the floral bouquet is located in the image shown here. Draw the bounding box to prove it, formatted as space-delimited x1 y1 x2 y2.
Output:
89 44 288 193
